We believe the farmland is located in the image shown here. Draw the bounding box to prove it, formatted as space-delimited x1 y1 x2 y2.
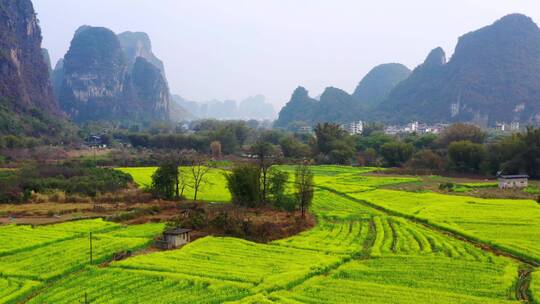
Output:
1 166 538 303
348 189 540 262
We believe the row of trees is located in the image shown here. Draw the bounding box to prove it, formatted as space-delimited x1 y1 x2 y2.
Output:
111 118 540 178
150 141 315 217
313 122 540 177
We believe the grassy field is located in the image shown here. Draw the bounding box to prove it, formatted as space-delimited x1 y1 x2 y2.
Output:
118 167 231 202
1 166 537 303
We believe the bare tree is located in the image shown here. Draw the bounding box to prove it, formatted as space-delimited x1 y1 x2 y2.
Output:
210 141 222 159
173 150 190 199
295 162 314 218
189 156 211 201
251 140 280 204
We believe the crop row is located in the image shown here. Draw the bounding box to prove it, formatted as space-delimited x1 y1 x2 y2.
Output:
350 189 540 262
273 219 370 254
0 219 120 256
0 277 40 304
27 267 251 304
532 271 539 304
114 237 341 287
0 222 164 281
370 216 493 261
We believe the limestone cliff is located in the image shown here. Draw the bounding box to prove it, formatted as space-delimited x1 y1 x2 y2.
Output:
58 26 171 123
0 0 67 136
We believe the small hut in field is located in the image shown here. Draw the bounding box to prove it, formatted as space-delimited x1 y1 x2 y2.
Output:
162 228 192 249
497 174 529 189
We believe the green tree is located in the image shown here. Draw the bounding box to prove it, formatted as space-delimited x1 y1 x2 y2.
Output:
406 149 445 172
268 168 291 209
295 163 314 218
448 140 487 172
150 163 179 200
226 164 261 207
280 135 311 159
439 123 486 147
314 123 347 155
380 142 414 167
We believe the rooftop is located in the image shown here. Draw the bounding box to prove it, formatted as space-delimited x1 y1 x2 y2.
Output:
498 175 529 179
164 228 192 235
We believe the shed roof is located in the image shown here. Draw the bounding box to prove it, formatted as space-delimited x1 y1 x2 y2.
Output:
164 228 192 235
498 175 529 179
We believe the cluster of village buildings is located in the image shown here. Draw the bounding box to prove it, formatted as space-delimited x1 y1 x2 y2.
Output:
309 120 522 136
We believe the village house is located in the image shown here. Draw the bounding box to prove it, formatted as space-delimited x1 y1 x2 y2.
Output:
158 228 192 249
498 174 529 189
341 121 364 135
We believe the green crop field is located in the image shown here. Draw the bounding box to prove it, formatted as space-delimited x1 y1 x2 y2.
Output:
118 167 231 202
347 189 540 263
532 271 540 303
1 166 538 303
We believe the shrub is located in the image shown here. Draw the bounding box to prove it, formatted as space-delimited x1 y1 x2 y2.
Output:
380 142 414 167
439 182 455 192
448 141 487 173
150 162 178 200
226 164 261 207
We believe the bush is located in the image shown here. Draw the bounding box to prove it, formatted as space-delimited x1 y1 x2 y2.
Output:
150 162 178 200
273 195 298 212
448 141 487 173
0 162 133 204
226 164 261 208
406 150 445 172
439 182 455 192
380 142 414 167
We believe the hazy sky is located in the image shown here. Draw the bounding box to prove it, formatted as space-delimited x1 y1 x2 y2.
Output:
34 1 540 109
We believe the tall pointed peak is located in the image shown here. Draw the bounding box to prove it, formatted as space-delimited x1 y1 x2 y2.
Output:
423 47 446 66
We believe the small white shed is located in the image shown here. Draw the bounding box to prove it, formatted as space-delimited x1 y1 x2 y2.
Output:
498 175 529 189
163 228 192 249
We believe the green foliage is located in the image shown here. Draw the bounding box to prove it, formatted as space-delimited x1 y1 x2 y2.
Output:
226 164 261 207
279 135 311 158
0 163 132 203
268 168 293 210
380 142 414 167
356 131 394 152
448 140 488 172
295 164 314 217
407 149 445 172
438 123 487 146
150 163 179 200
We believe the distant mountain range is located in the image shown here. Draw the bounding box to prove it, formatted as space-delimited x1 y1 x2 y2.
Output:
379 14 540 126
275 63 411 127
3 2 540 134
173 94 277 121
277 14 540 128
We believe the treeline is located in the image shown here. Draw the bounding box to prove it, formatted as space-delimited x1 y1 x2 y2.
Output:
121 120 540 177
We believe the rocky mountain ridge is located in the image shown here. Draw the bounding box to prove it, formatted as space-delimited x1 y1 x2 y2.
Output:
56 26 175 123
